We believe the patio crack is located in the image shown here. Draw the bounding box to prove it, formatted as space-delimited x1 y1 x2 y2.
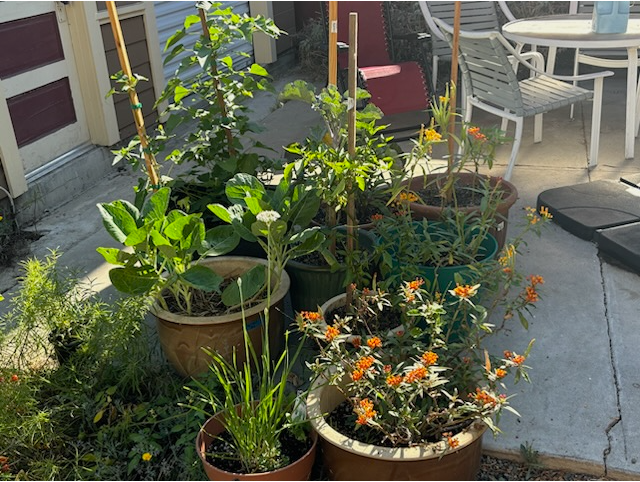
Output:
599 256 622 478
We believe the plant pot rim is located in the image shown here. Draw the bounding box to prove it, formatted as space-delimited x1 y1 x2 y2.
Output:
404 172 518 205
306 371 487 461
196 408 318 478
150 256 290 326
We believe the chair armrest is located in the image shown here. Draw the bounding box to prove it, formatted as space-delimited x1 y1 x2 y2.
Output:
391 32 431 41
498 1 517 22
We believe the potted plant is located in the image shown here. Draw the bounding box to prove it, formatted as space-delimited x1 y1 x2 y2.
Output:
298 268 545 480
279 81 402 310
190 218 317 480
111 3 282 230
96 187 289 377
402 84 518 250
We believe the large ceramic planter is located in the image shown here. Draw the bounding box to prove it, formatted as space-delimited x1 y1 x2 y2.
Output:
152 257 290 378
196 407 317 481
285 228 378 312
404 173 518 250
307 376 486 481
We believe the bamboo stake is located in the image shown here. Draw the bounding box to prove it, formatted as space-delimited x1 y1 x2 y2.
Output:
447 2 462 165
345 12 358 307
106 1 160 188
328 1 338 86
198 7 237 157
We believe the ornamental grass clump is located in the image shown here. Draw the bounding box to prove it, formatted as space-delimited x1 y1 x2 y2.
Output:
298 277 539 447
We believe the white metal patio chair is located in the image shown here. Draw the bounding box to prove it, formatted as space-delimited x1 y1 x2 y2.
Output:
434 18 613 181
418 1 518 92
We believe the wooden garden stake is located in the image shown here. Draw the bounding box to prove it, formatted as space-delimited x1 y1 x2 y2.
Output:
447 2 462 170
198 7 237 157
345 12 358 306
328 1 338 86
106 1 160 188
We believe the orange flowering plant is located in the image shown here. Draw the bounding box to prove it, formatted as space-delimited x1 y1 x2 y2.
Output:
297 274 540 447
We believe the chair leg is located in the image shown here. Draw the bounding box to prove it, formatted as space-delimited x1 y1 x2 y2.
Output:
589 77 604 168
500 115 509 133
504 117 524 182
432 56 439 92
533 114 543 143
570 49 580 120
635 73 640 137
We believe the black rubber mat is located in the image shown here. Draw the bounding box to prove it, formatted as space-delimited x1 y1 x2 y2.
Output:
595 222 640 274
537 180 640 241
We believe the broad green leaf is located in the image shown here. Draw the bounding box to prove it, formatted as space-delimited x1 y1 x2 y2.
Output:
181 264 223 292
201 225 240 256
249 63 268 76
208 203 232 223
164 29 185 52
97 201 139 243
221 265 266 307
141 187 170 221
109 267 158 295
184 14 200 29
124 225 150 247
93 409 104 424
174 85 190 103
96 247 126 266
225 173 266 205
164 213 194 240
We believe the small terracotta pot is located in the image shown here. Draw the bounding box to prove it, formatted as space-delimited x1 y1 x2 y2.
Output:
196 408 318 481
404 172 518 250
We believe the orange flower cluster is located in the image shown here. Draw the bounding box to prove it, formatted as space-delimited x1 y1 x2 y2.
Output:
539 206 553 219
470 388 498 407
405 366 427 383
397 191 419 203
325 324 340 342
351 369 364 381
355 355 375 371
299 311 323 322
370 213 384 222
447 436 460 449
527 275 544 286
421 351 438 366
495 368 507 379
505 351 526 365
0 374 19 383
355 398 377 425
451 284 478 299
383 364 392 373
468 126 487 141
351 336 362 348
367 337 382 349
525 286 539 303
407 278 424 291
386 374 403 387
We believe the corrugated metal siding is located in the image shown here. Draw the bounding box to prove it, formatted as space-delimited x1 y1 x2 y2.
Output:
154 1 254 83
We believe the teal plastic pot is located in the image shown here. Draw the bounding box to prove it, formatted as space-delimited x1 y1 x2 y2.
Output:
285 228 378 312
385 222 499 294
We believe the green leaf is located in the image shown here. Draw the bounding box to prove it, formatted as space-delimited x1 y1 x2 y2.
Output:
220 55 233 70
225 173 266 205
96 247 127 266
165 28 186 52
184 14 200 29
164 213 194 240
221 265 266 306
97 201 139 243
124 225 150 247
109 267 158 295
518 311 529 330
208 203 232 223
141 187 170 221
249 63 268 76
202 225 240 256
174 85 190 103
93 410 104 424
180 264 223 292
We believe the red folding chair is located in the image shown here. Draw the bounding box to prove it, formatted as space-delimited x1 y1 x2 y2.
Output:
336 2 430 118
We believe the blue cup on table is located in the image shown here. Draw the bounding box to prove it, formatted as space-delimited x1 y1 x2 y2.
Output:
592 1 630 34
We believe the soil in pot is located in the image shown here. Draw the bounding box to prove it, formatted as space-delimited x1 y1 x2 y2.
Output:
205 429 312 474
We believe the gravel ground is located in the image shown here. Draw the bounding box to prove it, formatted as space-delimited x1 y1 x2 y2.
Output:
478 455 606 481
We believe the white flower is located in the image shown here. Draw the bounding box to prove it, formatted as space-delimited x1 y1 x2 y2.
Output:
256 210 281 225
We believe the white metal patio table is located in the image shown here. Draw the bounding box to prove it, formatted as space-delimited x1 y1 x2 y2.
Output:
503 14 640 159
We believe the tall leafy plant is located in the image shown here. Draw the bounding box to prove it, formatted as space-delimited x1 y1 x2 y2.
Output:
111 2 282 210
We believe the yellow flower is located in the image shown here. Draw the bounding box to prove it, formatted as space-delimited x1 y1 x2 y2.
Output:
539 206 553 219
142 452 152 461
424 128 442 142
449 284 480 299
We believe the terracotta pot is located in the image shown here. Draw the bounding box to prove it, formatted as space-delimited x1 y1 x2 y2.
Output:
404 173 518 250
307 376 487 481
152 257 290 378
196 408 317 481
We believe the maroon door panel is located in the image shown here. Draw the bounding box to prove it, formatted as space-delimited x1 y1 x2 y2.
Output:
0 12 64 79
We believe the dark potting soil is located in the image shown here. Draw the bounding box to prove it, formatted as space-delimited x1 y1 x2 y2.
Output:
205 429 311 474
162 279 261 316
416 184 486 209
326 400 472 448
327 305 402 335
